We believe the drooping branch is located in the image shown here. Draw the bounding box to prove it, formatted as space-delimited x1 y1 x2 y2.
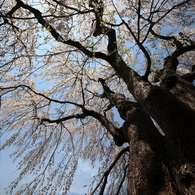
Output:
0 85 82 107
40 105 127 146
0 82 126 146
82 108 127 146
90 146 129 195
12 0 108 61
115 165 128 195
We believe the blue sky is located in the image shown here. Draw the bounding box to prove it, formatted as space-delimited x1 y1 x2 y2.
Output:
0 147 98 195
0 1 178 194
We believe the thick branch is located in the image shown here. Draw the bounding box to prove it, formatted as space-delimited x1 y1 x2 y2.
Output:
97 78 166 154
150 28 183 49
40 113 86 124
89 0 104 36
6 1 21 16
14 0 108 61
150 29 195 58
41 107 127 146
0 2 21 29
182 72 195 83
82 108 127 146
172 44 195 58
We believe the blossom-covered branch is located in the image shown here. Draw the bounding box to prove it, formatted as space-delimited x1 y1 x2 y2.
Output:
12 0 108 61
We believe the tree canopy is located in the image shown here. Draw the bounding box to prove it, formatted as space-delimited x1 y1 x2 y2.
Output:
0 0 195 194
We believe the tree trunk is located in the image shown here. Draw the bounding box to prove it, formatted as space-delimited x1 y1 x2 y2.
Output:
117 102 178 194
102 53 195 194
121 82 195 194
99 81 180 194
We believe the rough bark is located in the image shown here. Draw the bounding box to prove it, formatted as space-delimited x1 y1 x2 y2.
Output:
2 1 195 194
119 68 195 194
160 56 195 111
122 104 178 195
99 80 180 194
96 54 195 194
109 61 195 194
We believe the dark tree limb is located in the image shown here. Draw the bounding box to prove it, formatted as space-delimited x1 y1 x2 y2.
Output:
150 28 195 93
1 84 126 145
13 0 108 62
98 78 126 118
82 108 127 146
89 0 104 36
40 113 86 124
0 2 21 30
42 107 127 146
181 72 195 83
150 28 183 49
149 29 195 59
90 146 129 195
0 85 83 107
115 165 128 195
172 44 195 58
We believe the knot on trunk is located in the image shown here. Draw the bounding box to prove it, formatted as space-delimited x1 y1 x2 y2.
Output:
113 129 127 147
164 56 179 71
